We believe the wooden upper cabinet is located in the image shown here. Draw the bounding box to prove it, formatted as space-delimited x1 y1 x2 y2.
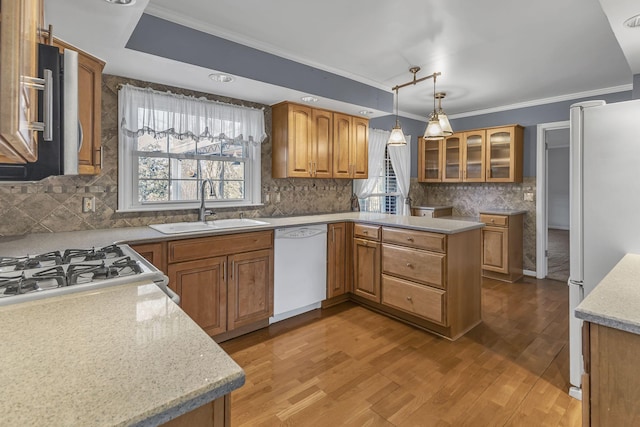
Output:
311 108 333 178
272 102 368 179
333 113 368 179
418 136 443 182
485 125 523 183
272 102 313 178
51 38 105 175
351 116 368 179
332 112 351 178
442 133 462 182
0 0 43 163
462 130 485 182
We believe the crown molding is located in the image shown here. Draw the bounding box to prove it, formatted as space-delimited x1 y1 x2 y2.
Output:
448 84 632 119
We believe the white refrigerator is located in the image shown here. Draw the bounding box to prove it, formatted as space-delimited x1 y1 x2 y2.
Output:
568 98 640 399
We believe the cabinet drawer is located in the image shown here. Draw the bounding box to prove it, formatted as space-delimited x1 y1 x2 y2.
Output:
382 275 445 325
168 231 273 263
411 208 433 218
382 244 445 288
479 214 508 227
354 223 381 241
382 227 446 253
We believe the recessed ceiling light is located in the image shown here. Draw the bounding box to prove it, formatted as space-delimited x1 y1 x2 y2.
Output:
301 96 319 103
104 0 136 5
624 14 640 28
359 110 374 115
208 73 234 83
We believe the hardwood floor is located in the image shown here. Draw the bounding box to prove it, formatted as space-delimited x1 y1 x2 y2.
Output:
221 277 582 426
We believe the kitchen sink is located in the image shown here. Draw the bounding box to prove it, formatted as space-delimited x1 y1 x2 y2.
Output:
148 221 220 234
209 218 269 228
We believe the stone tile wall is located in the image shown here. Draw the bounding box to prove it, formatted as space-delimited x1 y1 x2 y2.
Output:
409 177 537 271
0 75 352 236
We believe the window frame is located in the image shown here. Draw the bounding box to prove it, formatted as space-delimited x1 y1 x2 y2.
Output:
358 147 400 214
117 101 263 213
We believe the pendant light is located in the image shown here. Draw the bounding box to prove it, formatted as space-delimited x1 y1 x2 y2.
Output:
387 88 407 145
435 92 453 137
389 67 454 142
424 75 445 140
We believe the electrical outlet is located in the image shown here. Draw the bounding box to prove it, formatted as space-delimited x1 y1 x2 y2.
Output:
523 192 534 202
82 196 95 213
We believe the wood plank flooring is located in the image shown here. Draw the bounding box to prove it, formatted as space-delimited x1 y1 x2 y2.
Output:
221 277 582 426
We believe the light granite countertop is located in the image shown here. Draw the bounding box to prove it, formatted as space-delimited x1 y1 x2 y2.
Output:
0 280 245 426
575 253 640 335
0 212 484 256
479 209 527 216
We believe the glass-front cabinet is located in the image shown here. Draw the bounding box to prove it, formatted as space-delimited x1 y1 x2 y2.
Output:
418 137 443 182
486 126 523 182
462 130 485 182
443 133 462 182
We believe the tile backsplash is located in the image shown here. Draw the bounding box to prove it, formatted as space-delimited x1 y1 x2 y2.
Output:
0 75 352 236
410 177 537 271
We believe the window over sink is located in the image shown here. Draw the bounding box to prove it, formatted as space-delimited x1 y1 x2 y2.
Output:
117 85 266 212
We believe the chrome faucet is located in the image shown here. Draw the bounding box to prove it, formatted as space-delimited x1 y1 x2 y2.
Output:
198 179 216 221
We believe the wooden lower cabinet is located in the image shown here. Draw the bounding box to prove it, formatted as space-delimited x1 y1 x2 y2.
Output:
582 322 640 426
353 236 381 303
165 231 274 339
168 256 227 336
130 242 167 273
327 222 351 299
161 395 229 427
352 225 482 340
227 249 273 330
480 212 524 282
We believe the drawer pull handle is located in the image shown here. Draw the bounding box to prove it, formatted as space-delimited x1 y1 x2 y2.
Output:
406 263 413 268
363 230 368 234
406 296 412 301
490 219 495 223
407 237 414 242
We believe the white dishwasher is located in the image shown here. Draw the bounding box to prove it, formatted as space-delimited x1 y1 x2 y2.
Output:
271 224 327 324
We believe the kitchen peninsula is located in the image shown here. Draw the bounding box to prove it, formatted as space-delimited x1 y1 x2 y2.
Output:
0 212 484 425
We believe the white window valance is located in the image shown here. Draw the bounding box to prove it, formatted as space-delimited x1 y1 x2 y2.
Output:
119 84 267 144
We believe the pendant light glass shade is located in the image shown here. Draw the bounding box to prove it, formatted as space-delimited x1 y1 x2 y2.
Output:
424 113 445 140
435 92 453 136
387 88 407 145
388 122 407 146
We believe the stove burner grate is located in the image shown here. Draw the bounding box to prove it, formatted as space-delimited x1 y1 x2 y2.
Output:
62 245 125 264
0 251 64 271
66 257 142 286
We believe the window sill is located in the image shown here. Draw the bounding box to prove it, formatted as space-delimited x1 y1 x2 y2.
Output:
116 201 265 213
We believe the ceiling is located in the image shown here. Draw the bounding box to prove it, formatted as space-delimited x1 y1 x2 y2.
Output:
45 0 638 121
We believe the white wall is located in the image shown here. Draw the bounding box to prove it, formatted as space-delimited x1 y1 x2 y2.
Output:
548 140 570 229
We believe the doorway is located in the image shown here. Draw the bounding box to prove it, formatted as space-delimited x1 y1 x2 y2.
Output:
536 121 570 280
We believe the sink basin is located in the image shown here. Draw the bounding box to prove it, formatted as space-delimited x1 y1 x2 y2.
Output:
209 218 269 228
149 221 219 234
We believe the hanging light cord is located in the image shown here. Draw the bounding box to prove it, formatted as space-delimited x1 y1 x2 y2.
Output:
395 88 400 126
432 74 438 119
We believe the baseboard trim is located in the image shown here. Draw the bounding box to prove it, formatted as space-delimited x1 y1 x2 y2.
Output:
524 269 537 277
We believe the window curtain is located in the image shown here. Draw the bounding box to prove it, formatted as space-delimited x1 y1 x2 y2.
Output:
388 135 412 216
353 128 389 199
119 84 267 144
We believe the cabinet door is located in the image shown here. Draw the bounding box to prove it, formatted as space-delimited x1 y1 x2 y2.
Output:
311 108 332 178
462 130 485 182
76 48 104 175
130 242 166 273
327 223 348 298
332 113 352 178
351 116 368 179
227 249 274 330
442 133 462 182
482 226 509 273
287 104 313 177
486 126 523 182
353 238 380 302
418 137 443 182
0 0 42 163
168 256 227 336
